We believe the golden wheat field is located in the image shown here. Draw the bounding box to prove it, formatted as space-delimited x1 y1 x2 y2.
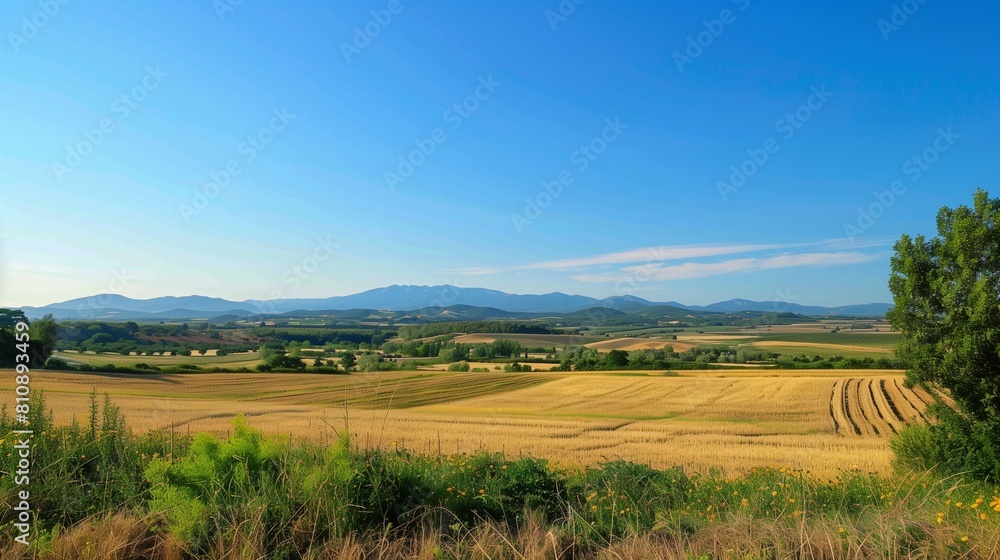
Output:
3 368 929 479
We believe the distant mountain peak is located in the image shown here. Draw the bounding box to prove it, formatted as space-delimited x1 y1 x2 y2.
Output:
21 284 892 320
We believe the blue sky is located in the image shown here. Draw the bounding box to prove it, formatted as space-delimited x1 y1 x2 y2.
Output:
1 1 997 307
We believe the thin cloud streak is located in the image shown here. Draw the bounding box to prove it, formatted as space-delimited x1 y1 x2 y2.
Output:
572 251 885 283
449 242 811 276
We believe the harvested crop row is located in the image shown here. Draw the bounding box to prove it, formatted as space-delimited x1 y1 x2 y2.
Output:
828 377 937 438
861 378 897 436
847 378 879 437
875 378 907 430
885 378 926 423
831 378 857 436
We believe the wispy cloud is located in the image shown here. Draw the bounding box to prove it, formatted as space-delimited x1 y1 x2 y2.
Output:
449 242 807 276
571 251 886 283
447 239 889 285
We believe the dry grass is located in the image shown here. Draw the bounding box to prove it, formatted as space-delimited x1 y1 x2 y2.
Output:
0 513 186 560
4 510 998 560
1 368 929 479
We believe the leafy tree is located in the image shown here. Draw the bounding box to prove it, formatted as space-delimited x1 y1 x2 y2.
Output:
887 189 1000 479
602 349 629 369
0 309 29 367
265 354 306 370
447 361 471 372
31 315 58 361
0 308 28 328
340 352 356 372
357 353 396 372
438 344 469 363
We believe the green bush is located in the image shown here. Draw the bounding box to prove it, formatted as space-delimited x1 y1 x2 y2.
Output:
355 451 563 528
0 391 171 531
145 417 362 555
567 460 688 540
447 361 470 372
891 404 1000 480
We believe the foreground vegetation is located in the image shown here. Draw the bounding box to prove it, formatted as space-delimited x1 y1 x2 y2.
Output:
2 394 999 559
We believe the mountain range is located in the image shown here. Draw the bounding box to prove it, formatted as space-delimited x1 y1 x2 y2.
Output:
18 285 893 321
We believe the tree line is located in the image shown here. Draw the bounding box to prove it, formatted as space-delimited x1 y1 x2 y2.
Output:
397 321 553 340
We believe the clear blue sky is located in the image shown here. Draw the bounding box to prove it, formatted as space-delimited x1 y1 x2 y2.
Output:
1 1 997 307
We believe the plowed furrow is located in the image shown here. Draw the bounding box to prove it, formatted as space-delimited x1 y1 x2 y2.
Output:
848 378 878 437
838 378 862 436
877 378 906 429
894 379 931 422
863 378 897 436
828 381 842 434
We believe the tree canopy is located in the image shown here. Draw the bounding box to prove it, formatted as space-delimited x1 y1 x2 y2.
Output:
887 189 1000 478
888 189 1000 419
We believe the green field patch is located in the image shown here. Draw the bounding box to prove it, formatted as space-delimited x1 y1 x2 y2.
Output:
750 332 900 348
743 344 891 359
55 350 262 368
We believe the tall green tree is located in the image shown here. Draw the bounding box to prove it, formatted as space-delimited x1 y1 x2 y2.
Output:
340 352 356 372
0 309 31 368
887 189 1000 478
29 313 58 367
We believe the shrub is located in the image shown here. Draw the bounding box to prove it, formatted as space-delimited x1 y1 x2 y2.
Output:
0 391 170 532
567 461 689 541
